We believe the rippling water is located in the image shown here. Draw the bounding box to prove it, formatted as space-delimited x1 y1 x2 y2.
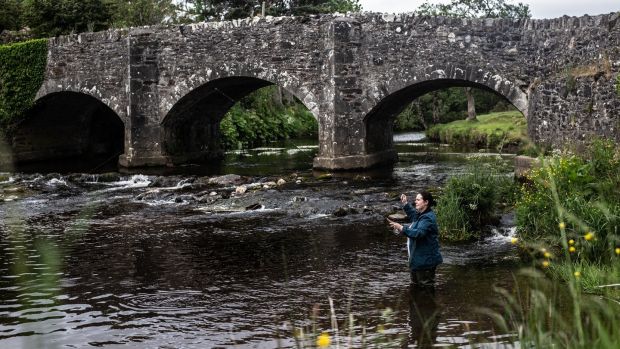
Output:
0 133 522 348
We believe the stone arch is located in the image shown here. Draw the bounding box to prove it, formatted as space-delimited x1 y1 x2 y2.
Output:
36 82 128 123
10 91 125 168
363 66 529 154
161 75 319 164
160 63 321 123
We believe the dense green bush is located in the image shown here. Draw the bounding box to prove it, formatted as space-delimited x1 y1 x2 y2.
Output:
516 139 620 264
0 39 47 127
437 157 517 241
219 86 318 149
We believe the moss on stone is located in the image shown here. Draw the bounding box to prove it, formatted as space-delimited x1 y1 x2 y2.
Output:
0 39 48 126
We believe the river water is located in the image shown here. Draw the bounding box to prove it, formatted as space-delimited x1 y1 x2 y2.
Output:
0 132 522 348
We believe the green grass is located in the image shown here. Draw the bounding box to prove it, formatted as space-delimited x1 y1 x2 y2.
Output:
426 111 527 151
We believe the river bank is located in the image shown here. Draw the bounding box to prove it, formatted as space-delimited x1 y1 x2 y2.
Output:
426 110 530 153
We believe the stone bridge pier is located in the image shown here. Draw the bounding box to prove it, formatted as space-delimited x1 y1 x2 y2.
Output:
13 12 620 170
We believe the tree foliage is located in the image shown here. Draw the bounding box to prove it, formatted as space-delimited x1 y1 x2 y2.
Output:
178 0 361 21
219 85 317 149
416 0 531 19
107 0 178 27
0 0 23 32
21 0 111 37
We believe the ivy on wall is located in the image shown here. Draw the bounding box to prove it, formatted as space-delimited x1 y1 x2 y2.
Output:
0 39 48 126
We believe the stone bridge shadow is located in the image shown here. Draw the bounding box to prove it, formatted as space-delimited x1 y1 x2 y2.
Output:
9 91 124 171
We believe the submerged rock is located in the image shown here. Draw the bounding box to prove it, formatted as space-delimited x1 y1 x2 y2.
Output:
208 174 244 186
333 207 349 217
98 172 122 182
245 203 263 210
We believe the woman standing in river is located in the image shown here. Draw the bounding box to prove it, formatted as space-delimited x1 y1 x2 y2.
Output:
388 191 443 287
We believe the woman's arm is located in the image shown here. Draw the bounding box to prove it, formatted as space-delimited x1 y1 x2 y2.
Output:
403 202 419 222
402 215 433 239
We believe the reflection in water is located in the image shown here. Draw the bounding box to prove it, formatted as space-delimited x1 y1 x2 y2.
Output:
0 133 525 348
408 285 441 348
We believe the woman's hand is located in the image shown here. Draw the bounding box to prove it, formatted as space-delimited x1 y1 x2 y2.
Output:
400 194 407 204
389 221 403 233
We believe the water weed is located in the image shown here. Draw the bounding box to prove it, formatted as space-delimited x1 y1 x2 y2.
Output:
436 157 517 241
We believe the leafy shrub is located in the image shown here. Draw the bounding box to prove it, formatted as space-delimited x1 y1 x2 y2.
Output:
437 157 517 241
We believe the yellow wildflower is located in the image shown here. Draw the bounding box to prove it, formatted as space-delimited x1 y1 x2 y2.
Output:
569 246 576 253
584 232 594 241
558 222 566 230
316 332 331 348
542 260 550 268
511 237 518 244
544 252 552 258
615 247 620 255
568 239 575 245
377 324 385 334
574 271 581 278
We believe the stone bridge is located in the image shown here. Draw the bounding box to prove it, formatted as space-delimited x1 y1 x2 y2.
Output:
11 12 620 169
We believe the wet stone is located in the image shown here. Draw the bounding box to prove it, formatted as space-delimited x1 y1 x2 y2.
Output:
209 174 244 186
388 213 407 221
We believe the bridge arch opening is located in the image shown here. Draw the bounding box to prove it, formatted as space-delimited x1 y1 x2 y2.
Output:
9 92 125 171
364 79 527 154
162 76 318 164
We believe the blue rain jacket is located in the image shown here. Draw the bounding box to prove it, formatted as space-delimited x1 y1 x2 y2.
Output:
401 203 443 271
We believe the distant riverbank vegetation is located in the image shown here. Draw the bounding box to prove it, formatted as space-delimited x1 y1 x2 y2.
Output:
219 86 318 149
394 86 530 153
393 87 516 132
426 110 528 151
